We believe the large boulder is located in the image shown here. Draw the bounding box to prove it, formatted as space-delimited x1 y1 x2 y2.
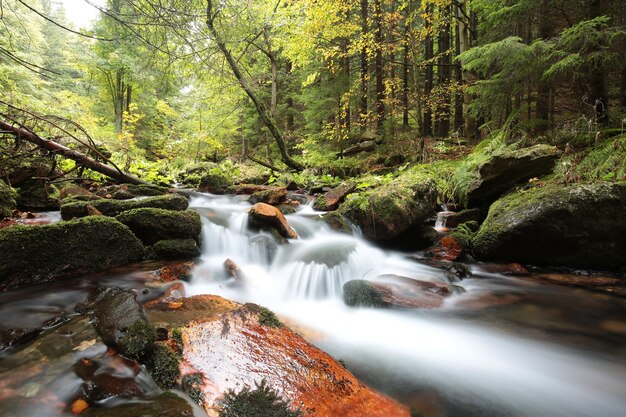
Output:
116 208 201 246
343 277 452 309
0 180 16 218
145 295 410 417
313 182 356 211
473 182 626 269
61 193 188 220
96 183 170 200
0 216 144 290
16 179 60 210
248 186 287 205
249 203 297 239
460 144 559 207
148 238 201 260
339 171 437 240
198 172 231 194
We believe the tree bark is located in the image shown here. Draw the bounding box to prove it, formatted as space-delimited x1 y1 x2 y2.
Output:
422 4 434 137
437 5 452 138
360 0 369 131
205 1 303 171
0 120 149 185
373 0 385 132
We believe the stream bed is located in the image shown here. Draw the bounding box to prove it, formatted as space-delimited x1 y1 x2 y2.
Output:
1 192 625 417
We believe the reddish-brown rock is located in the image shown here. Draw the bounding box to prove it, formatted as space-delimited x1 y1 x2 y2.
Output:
248 187 287 205
144 261 195 283
146 296 409 417
249 202 297 239
426 236 463 261
313 182 356 211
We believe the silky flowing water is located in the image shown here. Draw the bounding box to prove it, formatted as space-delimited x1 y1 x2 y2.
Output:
0 191 625 417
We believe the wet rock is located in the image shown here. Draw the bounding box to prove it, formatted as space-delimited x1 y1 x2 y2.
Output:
461 144 559 206
116 208 201 246
0 180 17 218
144 262 195 283
249 235 278 263
339 171 437 240
343 277 451 309
61 194 189 220
313 182 356 211
144 282 186 308
80 392 194 417
425 236 463 261
481 263 530 276
409 258 472 279
76 287 155 360
224 258 241 280
59 183 97 200
0 328 40 351
248 186 287 205
73 356 144 403
473 182 626 269
228 184 271 195
16 179 60 210
249 203 297 239
146 295 409 417
385 225 439 251
320 211 353 234
438 208 482 228
531 273 623 287
0 217 144 291
148 238 201 261
96 183 170 200
198 172 231 194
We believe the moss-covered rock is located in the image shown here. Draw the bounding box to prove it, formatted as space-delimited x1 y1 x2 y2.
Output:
198 172 231 194
116 208 201 246
148 344 181 389
339 171 437 240
319 211 353 234
61 193 189 220
97 183 170 199
0 180 16 218
343 280 388 308
59 183 97 200
313 182 356 211
0 216 144 290
149 238 201 260
16 179 60 210
248 187 287 205
456 144 559 207
473 182 626 269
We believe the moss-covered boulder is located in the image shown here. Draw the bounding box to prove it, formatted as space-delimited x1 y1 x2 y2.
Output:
248 187 287 205
343 277 452 309
148 238 201 260
473 182 626 269
97 183 170 200
459 144 559 207
339 171 437 240
61 193 188 220
0 216 144 290
116 208 201 246
59 183 97 200
0 180 16 218
198 172 231 194
16 179 60 210
313 182 356 211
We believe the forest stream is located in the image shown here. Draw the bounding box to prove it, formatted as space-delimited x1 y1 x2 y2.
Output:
1 192 625 417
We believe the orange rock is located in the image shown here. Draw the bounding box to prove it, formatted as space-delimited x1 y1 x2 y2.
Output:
167 298 410 417
249 203 297 239
71 399 89 414
427 236 462 261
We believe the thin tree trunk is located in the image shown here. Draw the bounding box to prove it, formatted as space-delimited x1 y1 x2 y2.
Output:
402 33 410 129
206 1 303 171
373 0 385 132
360 0 369 131
437 5 451 138
422 4 434 137
0 120 149 185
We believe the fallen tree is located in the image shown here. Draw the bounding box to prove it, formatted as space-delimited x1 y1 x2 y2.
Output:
0 119 149 185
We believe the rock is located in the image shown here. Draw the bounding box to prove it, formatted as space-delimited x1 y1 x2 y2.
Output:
339 170 437 240
248 186 287 205
80 392 194 417
409 258 472 279
343 278 451 309
248 235 278 263
480 263 530 276
313 182 356 211
149 238 201 260
229 184 271 195
61 194 189 220
385 225 439 251
531 273 623 287
145 295 409 417
198 172 231 194
96 183 170 200
116 208 201 246
144 262 195 283
73 355 144 403
461 144 559 206
76 287 155 360
438 208 482 228
0 217 144 291
341 140 377 157
0 180 16 218
16 179 60 210
0 328 40 351
59 183 97 200
320 211 353 234
473 182 626 269
249 203 297 239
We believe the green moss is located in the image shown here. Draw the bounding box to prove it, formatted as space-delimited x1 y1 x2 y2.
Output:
61 193 189 220
257 307 282 328
218 379 302 417
0 216 144 289
319 211 353 234
148 344 181 389
198 172 231 194
149 238 201 260
449 221 479 252
0 180 16 218
116 208 201 245
171 327 183 349
119 319 157 360
182 373 205 405
342 280 388 308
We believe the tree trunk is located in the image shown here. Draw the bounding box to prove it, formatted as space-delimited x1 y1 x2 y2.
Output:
437 5 451 138
360 0 369 131
422 4 434 137
373 0 385 132
0 120 149 185
402 30 410 129
588 0 609 124
205 1 303 171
